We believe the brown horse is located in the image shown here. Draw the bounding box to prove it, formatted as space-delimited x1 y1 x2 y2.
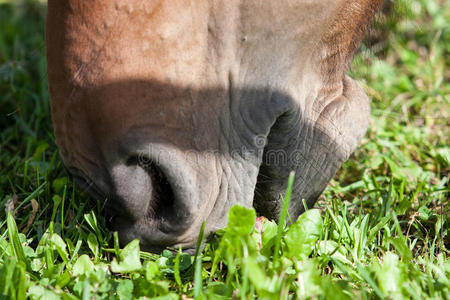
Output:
46 0 383 252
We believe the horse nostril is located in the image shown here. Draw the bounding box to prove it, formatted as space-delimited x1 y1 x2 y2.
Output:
125 156 176 223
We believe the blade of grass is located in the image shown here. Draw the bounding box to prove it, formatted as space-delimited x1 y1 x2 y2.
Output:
193 221 206 298
6 212 28 270
174 247 182 288
193 253 203 298
273 171 295 265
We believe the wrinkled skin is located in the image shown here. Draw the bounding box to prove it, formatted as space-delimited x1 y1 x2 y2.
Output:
46 0 383 252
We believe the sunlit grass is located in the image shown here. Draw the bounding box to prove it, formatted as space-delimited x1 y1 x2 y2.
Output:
0 0 448 298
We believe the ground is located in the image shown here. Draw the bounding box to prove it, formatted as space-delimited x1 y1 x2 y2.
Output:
0 0 449 299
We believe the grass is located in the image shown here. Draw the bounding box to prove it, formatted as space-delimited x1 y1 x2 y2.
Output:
0 0 449 299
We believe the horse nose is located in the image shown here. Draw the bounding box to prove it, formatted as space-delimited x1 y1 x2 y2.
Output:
109 156 179 227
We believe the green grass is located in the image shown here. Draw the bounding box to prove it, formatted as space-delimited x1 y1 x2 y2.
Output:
0 0 449 299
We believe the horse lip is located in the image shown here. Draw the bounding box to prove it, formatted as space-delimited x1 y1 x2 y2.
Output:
111 214 198 251
66 167 107 201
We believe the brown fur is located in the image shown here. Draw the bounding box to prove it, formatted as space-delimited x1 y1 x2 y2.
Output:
319 0 385 82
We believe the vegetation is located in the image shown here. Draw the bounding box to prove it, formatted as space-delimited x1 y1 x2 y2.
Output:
0 0 448 299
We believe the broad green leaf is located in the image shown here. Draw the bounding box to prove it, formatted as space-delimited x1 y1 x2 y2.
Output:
52 177 69 193
145 261 161 281
252 217 278 256
28 285 60 300
376 252 405 299
72 255 94 277
261 218 277 252
295 260 322 298
418 206 431 221
116 280 133 300
50 233 69 265
226 205 256 237
110 239 142 273
87 233 99 261
284 209 323 259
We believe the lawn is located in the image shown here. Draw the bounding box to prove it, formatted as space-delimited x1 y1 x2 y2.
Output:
0 0 449 299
